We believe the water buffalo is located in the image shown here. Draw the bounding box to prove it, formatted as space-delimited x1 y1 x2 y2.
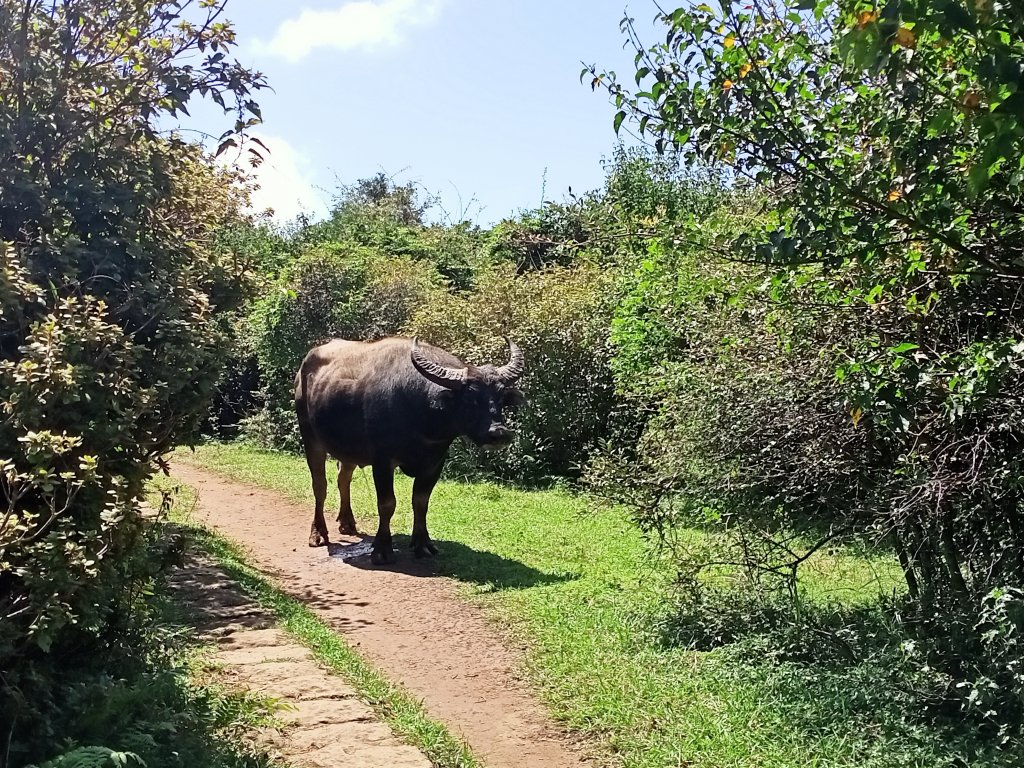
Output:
294 336 525 564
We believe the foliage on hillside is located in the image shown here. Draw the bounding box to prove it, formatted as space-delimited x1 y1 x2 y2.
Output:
586 0 1024 737
0 0 265 760
224 163 669 481
223 146 739 484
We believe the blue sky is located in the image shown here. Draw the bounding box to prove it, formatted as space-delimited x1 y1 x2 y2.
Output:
185 0 660 224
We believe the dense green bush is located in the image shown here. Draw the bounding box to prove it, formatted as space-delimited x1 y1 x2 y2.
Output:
11 522 280 768
589 0 1024 735
594 229 1024 739
241 247 447 450
485 146 727 274
0 0 264 754
409 262 617 481
288 173 482 290
487 201 596 272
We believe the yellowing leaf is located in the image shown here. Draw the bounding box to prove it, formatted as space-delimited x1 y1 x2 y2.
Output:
724 34 736 48
887 188 903 201
851 407 863 427
739 62 753 78
723 79 734 90
894 27 916 49
962 90 981 112
857 10 877 28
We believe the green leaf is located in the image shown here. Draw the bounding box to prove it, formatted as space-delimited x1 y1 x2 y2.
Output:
889 342 919 354
927 108 954 136
995 90 1024 119
967 163 991 195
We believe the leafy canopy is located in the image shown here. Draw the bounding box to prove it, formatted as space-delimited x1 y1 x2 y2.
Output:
590 0 1023 278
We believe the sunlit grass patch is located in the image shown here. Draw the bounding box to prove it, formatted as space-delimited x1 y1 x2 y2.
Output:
175 443 1017 768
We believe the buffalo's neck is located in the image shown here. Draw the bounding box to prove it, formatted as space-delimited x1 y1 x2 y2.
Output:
418 413 462 448
409 386 461 446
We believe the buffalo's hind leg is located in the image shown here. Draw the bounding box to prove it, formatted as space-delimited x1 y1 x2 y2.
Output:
304 442 330 548
410 463 443 558
336 462 358 535
370 462 397 565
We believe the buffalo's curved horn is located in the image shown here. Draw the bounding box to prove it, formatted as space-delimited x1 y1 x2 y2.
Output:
410 337 467 389
494 337 525 384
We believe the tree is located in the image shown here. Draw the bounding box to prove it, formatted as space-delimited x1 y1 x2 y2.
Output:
0 0 265 750
588 0 1024 726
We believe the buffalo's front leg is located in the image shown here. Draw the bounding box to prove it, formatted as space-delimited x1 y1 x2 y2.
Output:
410 464 442 558
336 462 358 535
370 462 396 565
304 444 330 547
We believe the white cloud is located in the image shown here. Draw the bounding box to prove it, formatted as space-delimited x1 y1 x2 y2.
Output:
227 133 329 224
258 0 448 63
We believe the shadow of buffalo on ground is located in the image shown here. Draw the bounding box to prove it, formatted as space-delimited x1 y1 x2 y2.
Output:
329 534 576 591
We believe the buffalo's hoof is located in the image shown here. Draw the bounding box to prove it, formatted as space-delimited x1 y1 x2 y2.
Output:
338 511 358 536
410 534 439 558
308 530 329 548
370 547 396 565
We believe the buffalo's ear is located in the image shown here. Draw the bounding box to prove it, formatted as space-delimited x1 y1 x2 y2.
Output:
502 388 525 408
432 388 456 410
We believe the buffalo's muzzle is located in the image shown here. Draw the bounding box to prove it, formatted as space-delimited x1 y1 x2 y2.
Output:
483 425 514 448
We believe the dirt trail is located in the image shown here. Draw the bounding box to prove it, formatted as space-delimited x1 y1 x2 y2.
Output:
173 463 592 768
170 553 431 768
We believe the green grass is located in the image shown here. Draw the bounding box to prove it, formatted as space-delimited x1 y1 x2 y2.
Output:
175 443 1015 768
155 476 481 768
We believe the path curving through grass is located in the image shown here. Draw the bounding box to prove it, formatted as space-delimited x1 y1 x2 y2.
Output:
174 443 1012 768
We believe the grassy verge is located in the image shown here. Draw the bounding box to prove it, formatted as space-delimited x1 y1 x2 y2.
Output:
155 476 481 768
176 443 1016 768
14 517 287 768
24 664 284 768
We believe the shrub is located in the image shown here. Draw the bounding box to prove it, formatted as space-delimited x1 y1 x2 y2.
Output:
0 0 264 750
241 247 447 449
593 218 1024 735
410 262 618 482
13 516 282 768
487 201 596 272
589 0 1024 732
288 174 482 290
596 0 1024 599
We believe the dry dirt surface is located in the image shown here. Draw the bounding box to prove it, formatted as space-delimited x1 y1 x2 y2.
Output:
173 463 593 768
170 554 431 768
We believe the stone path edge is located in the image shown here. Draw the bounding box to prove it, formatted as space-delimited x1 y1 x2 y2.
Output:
171 510 483 768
